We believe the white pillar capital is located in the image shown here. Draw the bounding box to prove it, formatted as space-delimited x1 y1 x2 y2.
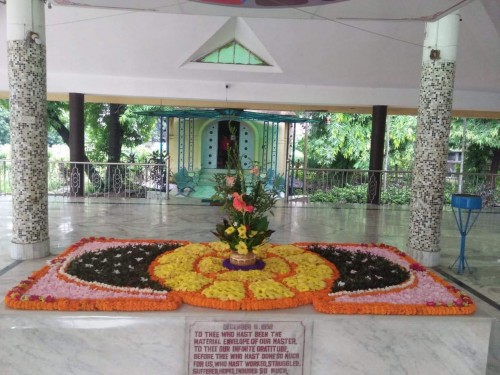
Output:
423 12 461 63
7 0 46 44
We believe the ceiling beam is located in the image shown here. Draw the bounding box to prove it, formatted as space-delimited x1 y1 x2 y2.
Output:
1 91 499 119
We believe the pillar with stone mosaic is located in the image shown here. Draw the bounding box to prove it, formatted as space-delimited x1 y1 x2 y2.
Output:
7 0 50 259
407 13 461 267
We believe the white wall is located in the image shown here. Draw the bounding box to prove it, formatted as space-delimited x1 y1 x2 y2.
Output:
0 2 498 112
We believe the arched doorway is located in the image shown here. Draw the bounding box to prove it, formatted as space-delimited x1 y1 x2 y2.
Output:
201 120 255 169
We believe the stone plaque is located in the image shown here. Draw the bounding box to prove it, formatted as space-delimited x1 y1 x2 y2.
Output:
187 320 306 375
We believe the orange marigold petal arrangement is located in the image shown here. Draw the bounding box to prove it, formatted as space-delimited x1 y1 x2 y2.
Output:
4 238 476 315
4 238 188 311
295 242 476 315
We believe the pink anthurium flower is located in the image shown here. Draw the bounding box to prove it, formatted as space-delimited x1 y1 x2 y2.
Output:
231 193 254 213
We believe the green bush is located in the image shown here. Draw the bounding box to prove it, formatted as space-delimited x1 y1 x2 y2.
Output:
310 184 367 203
308 181 474 206
310 184 414 205
444 181 457 205
381 187 411 205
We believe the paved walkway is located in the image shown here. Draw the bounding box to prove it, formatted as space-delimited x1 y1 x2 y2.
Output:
4 196 497 302
0 196 498 373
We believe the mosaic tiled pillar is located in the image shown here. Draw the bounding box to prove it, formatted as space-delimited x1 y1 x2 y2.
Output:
7 0 50 259
407 13 461 267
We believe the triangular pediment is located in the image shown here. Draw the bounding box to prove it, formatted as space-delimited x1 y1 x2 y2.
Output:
182 17 281 73
196 40 269 66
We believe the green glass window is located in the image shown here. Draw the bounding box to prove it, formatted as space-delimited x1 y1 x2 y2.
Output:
197 40 269 66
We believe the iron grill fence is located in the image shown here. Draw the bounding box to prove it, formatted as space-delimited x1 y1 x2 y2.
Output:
0 159 170 200
0 160 498 206
288 168 499 206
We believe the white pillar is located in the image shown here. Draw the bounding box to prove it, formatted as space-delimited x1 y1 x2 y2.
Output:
7 0 50 259
407 12 461 267
7 0 46 42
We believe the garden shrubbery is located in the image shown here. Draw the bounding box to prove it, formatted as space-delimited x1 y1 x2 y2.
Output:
310 184 371 204
308 182 459 205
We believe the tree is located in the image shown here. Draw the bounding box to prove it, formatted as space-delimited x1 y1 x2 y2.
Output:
84 103 160 162
299 112 416 170
449 118 500 174
47 101 70 144
302 113 371 169
46 101 161 191
385 115 417 170
108 104 125 163
0 100 9 145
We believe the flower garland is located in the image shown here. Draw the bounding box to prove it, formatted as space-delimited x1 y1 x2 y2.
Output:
4 238 476 315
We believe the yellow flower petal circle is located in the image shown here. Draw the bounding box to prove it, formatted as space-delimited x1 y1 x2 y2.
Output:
202 281 245 301
149 241 338 310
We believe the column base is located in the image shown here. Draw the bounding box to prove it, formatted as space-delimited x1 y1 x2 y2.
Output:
11 238 50 260
410 248 440 267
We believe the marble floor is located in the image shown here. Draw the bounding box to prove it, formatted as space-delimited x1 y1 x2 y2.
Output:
0 195 498 374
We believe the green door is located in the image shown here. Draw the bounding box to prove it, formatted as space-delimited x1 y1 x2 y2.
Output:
201 123 219 169
239 123 254 169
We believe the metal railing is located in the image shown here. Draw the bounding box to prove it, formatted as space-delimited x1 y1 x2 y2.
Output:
1 159 498 206
0 158 171 201
0 159 8 196
289 168 499 207
445 172 499 207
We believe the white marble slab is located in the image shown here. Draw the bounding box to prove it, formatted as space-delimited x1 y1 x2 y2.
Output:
0 306 492 375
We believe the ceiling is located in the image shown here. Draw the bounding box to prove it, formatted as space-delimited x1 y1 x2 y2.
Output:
0 0 499 115
51 0 474 21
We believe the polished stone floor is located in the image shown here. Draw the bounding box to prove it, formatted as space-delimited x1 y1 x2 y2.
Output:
0 195 498 373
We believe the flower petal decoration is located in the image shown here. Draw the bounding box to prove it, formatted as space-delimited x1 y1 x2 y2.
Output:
235 241 249 255
4 238 188 311
231 192 254 213
4 239 476 315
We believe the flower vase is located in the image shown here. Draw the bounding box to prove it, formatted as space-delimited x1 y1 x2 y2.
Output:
229 251 257 266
